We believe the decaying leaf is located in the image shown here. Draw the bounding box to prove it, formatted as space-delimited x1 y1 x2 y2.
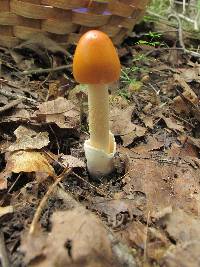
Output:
91 194 146 228
21 226 47 265
122 149 200 215
132 136 164 156
164 209 200 243
35 97 80 129
21 208 115 267
160 115 184 132
3 151 54 182
60 155 85 168
0 206 14 218
116 221 170 261
110 106 147 146
164 241 200 267
0 172 8 190
7 126 49 152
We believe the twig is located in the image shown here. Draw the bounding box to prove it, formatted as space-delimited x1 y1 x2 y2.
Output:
0 99 23 114
72 171 109 198
168 14 200 58
12 64 72 76
0 87 37 105
0 231 10 267
29 168 72 235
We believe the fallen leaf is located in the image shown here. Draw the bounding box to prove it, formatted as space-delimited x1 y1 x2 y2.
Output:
122 148 200 215
174 74 198 104
0 206 14 218
91 194 146 228
110 106 147 146
117 221 169 261
60 155 85 168
3 151 55 182
35 97 80 129
140 114 154 129
7 126 49 152
160 115 184 132
163 241 200 267
179 67 200 83
164 209 200 243
23 208 115 267
0 172 8 190
132 136 164 155
20 226 47 265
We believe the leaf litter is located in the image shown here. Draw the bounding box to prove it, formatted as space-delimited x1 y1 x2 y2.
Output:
0 23 200 267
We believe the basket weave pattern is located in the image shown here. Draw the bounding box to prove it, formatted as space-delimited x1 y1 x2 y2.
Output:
0 0 149 48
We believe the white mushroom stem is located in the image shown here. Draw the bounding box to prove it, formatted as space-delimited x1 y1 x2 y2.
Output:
87 84 110 153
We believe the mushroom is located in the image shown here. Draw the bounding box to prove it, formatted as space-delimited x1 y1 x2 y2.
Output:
73 30 121 178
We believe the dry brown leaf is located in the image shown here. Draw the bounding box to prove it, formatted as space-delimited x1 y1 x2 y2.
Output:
0 206 13 218
116 221 146 248
91 194 146 228
110 106 147 146
20 226 47 265
166 143 198 158
7 126 49 152
0 172 8 190
164 209 200 243
117 221 169 261
35 97 80 129
187 136 200 150
0 108 31 123
132 136 164 155
3 151 55 182
164 241 200 267
25 208 114 267
60 155 85 168
140 114 154 129
179 67 200 83
174 74 198 103
160 115 184 132
122 149 200 215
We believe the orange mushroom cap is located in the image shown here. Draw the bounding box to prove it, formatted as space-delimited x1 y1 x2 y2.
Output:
73 30 121 84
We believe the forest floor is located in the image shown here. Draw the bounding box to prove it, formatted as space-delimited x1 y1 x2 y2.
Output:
0 21 200 267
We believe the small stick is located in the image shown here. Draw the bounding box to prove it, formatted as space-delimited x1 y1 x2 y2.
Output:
72 171 109 198
168 14 200 58
29 168 72 235
0 88 37 105
0 99 22 114
12 64 72 76
0 231 10 267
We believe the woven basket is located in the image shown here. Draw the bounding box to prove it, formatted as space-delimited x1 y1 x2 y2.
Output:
0 0 149 48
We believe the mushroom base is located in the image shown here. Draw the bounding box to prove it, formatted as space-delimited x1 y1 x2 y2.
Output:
84 132 116 178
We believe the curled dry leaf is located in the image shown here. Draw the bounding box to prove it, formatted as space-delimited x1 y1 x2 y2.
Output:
110 106 147 146
35 97 80 129
7 126 49 152
22 207 114 267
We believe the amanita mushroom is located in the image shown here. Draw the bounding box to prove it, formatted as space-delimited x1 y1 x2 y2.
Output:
73 30 121 178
